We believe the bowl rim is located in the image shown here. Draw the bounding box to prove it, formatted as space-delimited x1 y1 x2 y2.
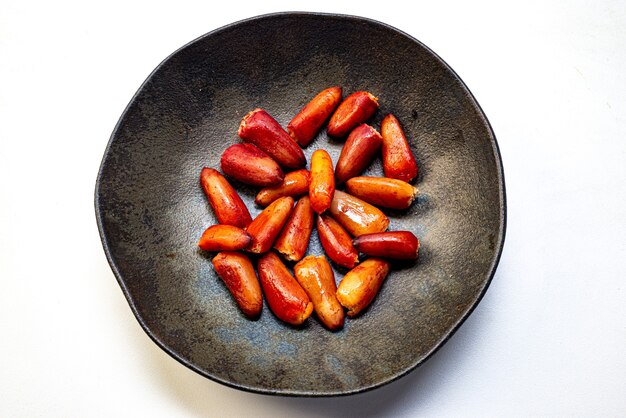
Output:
94 11 507 397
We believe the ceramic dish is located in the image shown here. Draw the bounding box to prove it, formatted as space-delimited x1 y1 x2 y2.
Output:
95 12 506 396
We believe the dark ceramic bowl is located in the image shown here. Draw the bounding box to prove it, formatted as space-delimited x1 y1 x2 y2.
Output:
95 12 506 396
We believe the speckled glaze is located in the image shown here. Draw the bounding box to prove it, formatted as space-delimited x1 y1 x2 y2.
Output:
95 13 506 396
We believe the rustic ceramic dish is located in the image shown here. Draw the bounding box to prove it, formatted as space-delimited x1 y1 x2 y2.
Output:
95 12 506 396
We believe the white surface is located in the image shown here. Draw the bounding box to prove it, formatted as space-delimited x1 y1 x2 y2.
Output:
1 0 625 416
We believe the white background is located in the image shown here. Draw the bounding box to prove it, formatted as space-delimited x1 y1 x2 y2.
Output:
2 0 625 416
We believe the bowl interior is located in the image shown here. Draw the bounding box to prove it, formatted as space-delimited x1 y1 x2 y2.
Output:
96 13 505 396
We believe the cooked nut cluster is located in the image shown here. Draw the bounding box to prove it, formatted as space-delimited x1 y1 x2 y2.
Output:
198 87 420 330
